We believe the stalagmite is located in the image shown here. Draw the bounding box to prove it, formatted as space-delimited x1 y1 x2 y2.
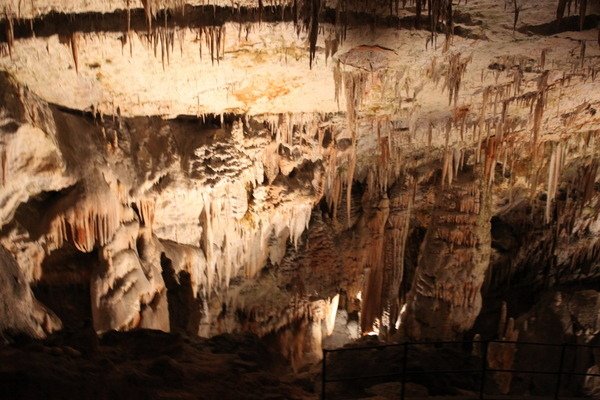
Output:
489 304 519 395
325 294 339 336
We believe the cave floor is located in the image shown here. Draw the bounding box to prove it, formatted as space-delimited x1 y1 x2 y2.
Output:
0 329 316 400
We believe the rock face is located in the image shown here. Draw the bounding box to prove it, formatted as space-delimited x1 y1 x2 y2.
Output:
404 164 492 340
0 0 599 374
0 244 62 338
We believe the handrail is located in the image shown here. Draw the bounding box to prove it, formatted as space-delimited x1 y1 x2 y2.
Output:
321 339 600 400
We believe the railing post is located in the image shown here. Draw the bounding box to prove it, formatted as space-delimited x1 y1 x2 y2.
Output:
479 340 488 400
322 350 327 400
400 342 408 400
554 343 567 400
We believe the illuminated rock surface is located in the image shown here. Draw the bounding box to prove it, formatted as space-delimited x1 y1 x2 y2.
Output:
0 0 600 398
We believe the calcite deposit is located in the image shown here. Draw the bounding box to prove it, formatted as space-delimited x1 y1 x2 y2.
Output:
0 1 600 395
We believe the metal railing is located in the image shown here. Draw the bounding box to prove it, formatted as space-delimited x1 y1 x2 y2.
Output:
321 339 600 400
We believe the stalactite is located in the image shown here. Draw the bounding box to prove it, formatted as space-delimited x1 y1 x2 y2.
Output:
124 0 133 56
483 136 498 188
512 68 523 96
176 28 185 56
433 0 454 37
441 149 450 187
333 60 342 108
197 27 203 60
580 39 586 68
0 43 8 58
324 34 339 65
141 0 155 32
201 26 226 65
46 188 122 253
581 158 598 207
443 53 472 106
532 71 549 151
342 70 368 129
540 48 548 70
70 32 80 74
579 0 587 31
137 199 155 230
511 0 521 32
428 123 434 147
0 148 6 186
346 150 356 228
160 29 166 69
545 142 564 224
557 0 568 21
4 9 14 59
308 0 321 69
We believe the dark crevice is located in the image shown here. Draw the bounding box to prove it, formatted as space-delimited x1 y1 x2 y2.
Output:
11 185 79 240
160 252 202 335
0 5 482 44
32 247 95 330
33 284 92 330
519 14 600 35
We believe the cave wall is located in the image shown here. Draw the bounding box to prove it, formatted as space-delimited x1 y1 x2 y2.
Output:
0 0 599 371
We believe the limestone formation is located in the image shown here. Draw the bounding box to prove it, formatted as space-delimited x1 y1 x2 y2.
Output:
0 2 599 394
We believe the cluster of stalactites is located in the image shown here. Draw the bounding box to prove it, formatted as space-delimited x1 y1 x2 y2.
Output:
199 185 313 293
443 52 473 107
263 112 323 147
46 188 122 253
2 8 14 58
130 24 226 68
441 147 467 187
334 63 369 129
260 111 362 231
447 45 600 216
556 0 590 31
136 198 156 230
140 0 186 32
196 25 226 65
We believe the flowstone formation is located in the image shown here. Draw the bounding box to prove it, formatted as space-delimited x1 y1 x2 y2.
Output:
0 0 600 385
